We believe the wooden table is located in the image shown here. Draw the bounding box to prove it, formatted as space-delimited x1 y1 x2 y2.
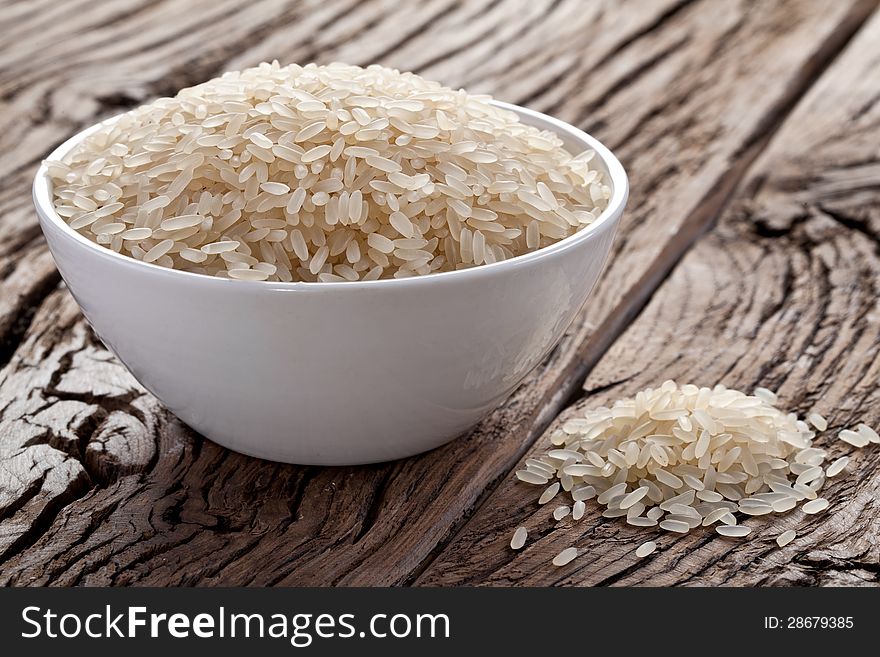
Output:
1 0 879 586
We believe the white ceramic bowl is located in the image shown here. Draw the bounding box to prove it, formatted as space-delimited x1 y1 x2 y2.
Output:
33 101 628 465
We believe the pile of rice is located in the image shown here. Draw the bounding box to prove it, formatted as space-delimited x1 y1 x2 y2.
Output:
510 381 877 565
47 61 610 282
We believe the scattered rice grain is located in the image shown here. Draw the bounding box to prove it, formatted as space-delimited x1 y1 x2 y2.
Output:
510 527 527 550
776 529 796 547
635 541 657 558
552 547 578 567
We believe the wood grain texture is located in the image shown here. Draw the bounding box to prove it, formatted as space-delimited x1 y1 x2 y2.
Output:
419 10 880 586
0 0 877 586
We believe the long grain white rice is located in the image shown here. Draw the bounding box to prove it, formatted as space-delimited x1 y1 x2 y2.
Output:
510 526 528 550
538 482 561 505
771 497 797 513
618 486 649 509
572 485 596 501
516 470 548 485
552 547 578 567
701 508 730 526
839 429 869 447
512 379 877 566
635 541 657 558
716 525 751 538
553 505 571 521
776 529 796 547
807 413 827 431
659 519 690 533
802 498 829 514
49 62 609 282
646 506 665 521
627 516 658 527
754 387 777 404
825 456 849 477
857 423 879 444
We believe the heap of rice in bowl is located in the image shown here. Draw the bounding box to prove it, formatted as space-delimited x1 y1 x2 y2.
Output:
47 62 610 282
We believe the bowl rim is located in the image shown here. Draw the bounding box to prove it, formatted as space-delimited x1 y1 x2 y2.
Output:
33 100 628 290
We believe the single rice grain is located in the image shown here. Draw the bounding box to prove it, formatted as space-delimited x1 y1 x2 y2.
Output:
802 498 830 514
538 482 561 505
552 547 578 567
635 541 657 558
510 527 528 550
716 525 751 538
825 456 849 477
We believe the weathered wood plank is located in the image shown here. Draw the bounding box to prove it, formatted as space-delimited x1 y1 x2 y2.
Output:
0 288 173 564
0 0 876 585
419 9 880 586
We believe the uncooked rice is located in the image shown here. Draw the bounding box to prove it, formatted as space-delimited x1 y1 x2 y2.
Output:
510 380 876 566
776 529 796 547
538 482 560 505
510 526 528 550
48 61 610 282
825 456 849 477
552 547 578 567
801 498 829 514
857 423 880 444
716 525 751 538
553 505 571 520
839 429 869 448
516 470 548 485
635 541 657 558
659 519 690 533
807 413 827 431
